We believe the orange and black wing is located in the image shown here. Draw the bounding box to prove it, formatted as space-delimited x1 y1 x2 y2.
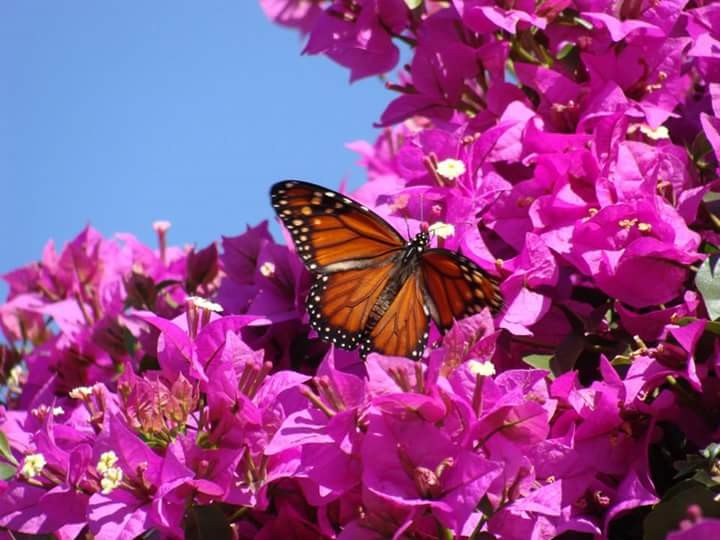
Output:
361 271 430 359
270 180 404 272
420 249 502 331
307 254 398 349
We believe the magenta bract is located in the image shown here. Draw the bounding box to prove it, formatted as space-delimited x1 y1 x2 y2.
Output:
2 0 720 537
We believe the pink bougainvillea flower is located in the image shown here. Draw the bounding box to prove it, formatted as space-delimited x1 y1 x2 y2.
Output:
305 0 408 82
570 200 701 308
266 351 366 503
0 417 93 540
260 0 325 34
362 404 503 533
87 415 194 539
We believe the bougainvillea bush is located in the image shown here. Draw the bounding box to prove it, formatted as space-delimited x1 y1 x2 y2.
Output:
2 1 720 538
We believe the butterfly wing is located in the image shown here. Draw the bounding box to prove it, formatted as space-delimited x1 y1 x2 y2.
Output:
270 180 404 272
420 249 502 331
271 180 409 351
307 254 399 349
362 271 430 359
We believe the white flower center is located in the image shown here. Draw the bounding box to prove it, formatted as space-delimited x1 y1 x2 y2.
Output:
468 359 496 377
69 385 96 399
428 222 455 239
259 261 276 277
187 296 224 313
436 158 466 180
100 467 123 494
96 451 120 475
21 453 46 478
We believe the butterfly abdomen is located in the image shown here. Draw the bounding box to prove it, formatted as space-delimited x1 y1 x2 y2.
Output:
364 238 427 335
365 269 409 332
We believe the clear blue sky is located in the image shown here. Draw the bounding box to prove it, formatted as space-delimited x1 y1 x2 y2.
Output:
0 2 388 298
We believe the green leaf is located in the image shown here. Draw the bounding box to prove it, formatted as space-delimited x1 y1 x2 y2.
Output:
691 470 720 488
185 504 233 540
644 483 720 540
0 462 16 480
673 455 706 479
696 254 720 320
707 321 720 335
661 478 702 501
0 430 18 466
705 191 720 203
550 333 585 375
523 354 553 372
675 317 720 336
404 0 423 8
692 133 714 165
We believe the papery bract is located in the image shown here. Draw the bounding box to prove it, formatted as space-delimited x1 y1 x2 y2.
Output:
3 0 720 537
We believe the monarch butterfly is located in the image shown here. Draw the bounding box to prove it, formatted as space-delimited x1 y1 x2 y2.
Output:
270 180 502 359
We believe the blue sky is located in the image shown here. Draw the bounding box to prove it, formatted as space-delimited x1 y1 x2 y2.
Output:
0 2 388 297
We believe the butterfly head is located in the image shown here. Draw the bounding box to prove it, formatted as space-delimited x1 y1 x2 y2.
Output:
413 222 431 251
411 230 430 252
415 222 431 242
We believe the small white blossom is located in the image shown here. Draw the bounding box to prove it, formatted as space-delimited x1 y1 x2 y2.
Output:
100 467 123 494
428 222 455 239
8 364 24 389
627 123 669 140
436 158 466 180
96 451 119 475
69 385 96 399
259 261 276 277
187 296 223 313
468 359 496 377
20 453 46 478
30 405 65 418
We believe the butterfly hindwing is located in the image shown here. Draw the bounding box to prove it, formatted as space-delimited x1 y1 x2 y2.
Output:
307 254 398 350
362 271 430 359
270 181 404 272
420 249 502 331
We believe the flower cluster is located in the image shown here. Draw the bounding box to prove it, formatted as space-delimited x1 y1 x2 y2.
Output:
258 0 720 535
1 0 720 538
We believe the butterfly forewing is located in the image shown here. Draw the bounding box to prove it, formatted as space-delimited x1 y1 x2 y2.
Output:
420 249 502 331
363 272 429 359
270 181 404 271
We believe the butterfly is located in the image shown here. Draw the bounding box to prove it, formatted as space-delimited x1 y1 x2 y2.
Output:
270 180 502 360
